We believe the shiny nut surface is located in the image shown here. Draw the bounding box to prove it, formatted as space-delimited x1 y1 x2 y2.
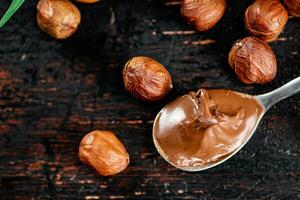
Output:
228 36 277 84
284 0 300 17
37 0 81 39
181 0 226 31
79 130 129 176
76 0 100 3
244 0 288 42
123 56 173 102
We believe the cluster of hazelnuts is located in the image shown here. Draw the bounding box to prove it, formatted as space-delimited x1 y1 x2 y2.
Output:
122 0 300 102
77 0 300 176
181 0 299 85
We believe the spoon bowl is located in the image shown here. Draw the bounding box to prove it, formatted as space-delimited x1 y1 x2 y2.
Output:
153 77 300 172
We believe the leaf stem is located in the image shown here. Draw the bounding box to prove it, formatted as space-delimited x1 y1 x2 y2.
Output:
0 0 26 28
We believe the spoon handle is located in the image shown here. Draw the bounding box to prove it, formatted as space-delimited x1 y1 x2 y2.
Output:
256 77 300 110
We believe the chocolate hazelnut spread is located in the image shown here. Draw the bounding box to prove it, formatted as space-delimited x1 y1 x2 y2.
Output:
153 89 264 168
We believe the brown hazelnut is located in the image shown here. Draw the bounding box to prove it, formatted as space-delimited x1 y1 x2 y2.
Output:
181 0 227 31
123 56 173 102
76 0 100 3
37 0 81 39
228 36 277 84
284 0 300 17
244 0 288 42
79 130 129 176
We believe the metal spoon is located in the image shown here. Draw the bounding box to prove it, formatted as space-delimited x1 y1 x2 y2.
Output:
153 77 300 172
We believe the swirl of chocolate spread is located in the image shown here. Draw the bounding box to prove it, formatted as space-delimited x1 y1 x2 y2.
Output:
153 89 264 168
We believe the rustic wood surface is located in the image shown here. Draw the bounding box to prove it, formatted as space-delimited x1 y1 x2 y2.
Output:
1 0 300 199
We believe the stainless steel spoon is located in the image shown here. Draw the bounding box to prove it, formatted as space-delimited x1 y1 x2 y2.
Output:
153 77 300 172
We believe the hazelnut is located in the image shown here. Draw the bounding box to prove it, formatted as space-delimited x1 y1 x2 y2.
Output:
37 0 81 39
79 130 129 176
181 0 227 31
244 0 288 42
76 0 100 3
284 0 300 17
228 36 277 84
123 56 173 102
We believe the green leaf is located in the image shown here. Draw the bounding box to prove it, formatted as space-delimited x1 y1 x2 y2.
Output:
0 0 26 28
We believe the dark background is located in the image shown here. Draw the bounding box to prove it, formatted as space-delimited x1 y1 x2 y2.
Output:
1 0 299 199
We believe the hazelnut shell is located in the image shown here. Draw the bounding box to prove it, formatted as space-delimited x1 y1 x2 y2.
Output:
228 36 277 84
123 56 173 102
79 130 130 176
181 0 227 31
244 0 288 42
284 0 300 17
37 0 81 39
76 0 100 3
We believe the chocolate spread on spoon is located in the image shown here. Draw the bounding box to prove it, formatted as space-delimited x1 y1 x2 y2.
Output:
153 89 264 168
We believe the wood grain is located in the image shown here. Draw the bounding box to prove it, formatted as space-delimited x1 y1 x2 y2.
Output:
0 0 299 199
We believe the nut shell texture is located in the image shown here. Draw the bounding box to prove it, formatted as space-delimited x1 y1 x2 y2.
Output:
37 0 81 39
228 37 277 84
284 0 300 17
244 0 288 42
123 56 173 102
181 0 227 31
79 130 130 176
76 0 100 3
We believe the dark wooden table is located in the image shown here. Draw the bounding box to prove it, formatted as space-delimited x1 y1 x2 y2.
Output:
1 0 299 199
